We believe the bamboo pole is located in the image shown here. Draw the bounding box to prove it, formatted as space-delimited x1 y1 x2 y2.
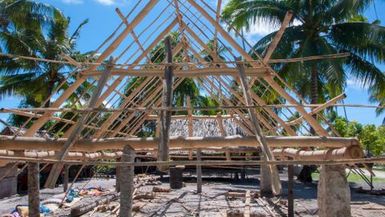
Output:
23 1 158 137
187 96 194 160
288 93 346 126
236 61 281 195
263 11 293 63
44 59 113 188
185 0 328 136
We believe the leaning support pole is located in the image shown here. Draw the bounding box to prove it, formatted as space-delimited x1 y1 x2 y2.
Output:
158 36 174 172
119 145 135 217
45 59 113 188
236 61 281 195
318 165 351 217
28 162 40 217
196 149 202 193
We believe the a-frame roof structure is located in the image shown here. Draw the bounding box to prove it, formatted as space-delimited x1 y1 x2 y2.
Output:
11 0 332 138
0 0 363 190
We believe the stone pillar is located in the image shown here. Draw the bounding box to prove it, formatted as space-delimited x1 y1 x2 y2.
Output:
260 155 273 196
318 165 351 217
119 145 135 217
28 162 40 217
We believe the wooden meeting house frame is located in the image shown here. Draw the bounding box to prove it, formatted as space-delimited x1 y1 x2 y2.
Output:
0 1 368 217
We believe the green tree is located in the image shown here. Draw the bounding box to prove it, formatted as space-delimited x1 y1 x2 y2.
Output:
222 0 385 182
222 0 385 115
0 0 90 126
332 117 385 156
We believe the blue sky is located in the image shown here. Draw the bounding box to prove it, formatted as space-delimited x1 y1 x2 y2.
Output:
1 0 385 126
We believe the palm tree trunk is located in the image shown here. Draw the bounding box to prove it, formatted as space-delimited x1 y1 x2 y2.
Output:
45 74 56 107
298 65 318 183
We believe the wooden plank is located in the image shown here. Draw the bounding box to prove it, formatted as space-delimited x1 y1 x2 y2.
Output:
158 36 174 171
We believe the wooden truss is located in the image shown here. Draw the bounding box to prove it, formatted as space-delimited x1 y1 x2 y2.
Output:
0 0 362 192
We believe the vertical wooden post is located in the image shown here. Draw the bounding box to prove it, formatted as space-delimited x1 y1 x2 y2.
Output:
28 162 40 217
158 36 173 172
116 157 121 192
288 165 294 217
63 165 69 193
119 145 135 217
196 149 202 193
187 96 194 160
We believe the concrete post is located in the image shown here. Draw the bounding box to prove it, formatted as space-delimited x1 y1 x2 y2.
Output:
318 165 351 217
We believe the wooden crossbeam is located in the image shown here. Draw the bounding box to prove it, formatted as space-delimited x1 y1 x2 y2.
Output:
85 67 268 77
0 135 360 152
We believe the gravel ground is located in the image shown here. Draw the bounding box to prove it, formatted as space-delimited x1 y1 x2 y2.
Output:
0 172 384 216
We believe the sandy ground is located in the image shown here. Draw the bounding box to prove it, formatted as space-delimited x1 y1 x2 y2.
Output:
0 171 384 216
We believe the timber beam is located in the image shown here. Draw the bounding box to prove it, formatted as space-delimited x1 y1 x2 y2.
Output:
0 135 359 152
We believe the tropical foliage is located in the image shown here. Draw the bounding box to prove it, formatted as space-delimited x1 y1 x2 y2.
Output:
0 0 90 126
222 0 385 110
333 117 385 156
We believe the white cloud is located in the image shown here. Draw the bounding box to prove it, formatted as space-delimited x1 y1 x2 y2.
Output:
62 0 83 4
95 0 115 5
243 19 302 43
347 79 367 90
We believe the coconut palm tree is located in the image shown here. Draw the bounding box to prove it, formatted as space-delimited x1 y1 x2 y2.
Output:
222 0 385 182
222 0 385 113
0 0 90 126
